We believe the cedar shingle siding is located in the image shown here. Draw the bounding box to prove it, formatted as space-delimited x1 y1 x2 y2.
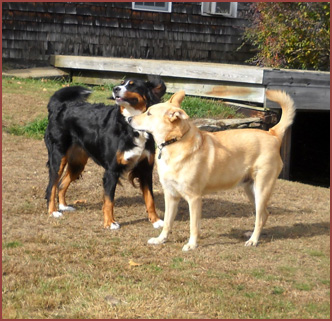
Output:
2 2 253 67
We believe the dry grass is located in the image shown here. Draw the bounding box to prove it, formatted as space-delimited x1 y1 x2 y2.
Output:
2 78 330 319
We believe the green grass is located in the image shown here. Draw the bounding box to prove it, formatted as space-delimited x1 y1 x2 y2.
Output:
163 93 243 119
3 77 242 140
8 117 49 140
306 249 326 257
272 286 285 295
3 241 23 249
294 283 313 291
3 76 69 92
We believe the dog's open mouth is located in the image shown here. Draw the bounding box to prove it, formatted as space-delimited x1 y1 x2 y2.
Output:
113 95 129 104
115 96 124 102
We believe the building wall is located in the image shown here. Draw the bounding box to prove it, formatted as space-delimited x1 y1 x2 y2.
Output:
2 2 254 67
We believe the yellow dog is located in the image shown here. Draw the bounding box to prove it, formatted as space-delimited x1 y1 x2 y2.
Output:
130 90 295 251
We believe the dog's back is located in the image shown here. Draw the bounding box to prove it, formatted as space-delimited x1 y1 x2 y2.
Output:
198 90 295 189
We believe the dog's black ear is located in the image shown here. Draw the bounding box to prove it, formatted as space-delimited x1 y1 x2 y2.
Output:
146 75 166 101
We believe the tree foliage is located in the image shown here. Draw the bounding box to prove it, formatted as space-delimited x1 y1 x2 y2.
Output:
242 2 330 71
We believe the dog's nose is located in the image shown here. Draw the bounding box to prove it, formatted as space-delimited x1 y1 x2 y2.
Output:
128 116 132 123
113 86 120 93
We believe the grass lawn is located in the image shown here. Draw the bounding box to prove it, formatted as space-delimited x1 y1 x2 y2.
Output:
2 76 330 319
2 77 242 139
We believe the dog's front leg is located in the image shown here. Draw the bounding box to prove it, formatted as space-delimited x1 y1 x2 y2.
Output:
182 196 202 251
148 191 180 245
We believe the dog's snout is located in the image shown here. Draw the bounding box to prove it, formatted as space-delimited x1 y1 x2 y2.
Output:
113 86 120 93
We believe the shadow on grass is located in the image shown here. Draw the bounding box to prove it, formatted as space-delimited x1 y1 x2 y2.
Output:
199 221 330 248
65 193 329 242
224 221 330 243
74 192 315 221
110 194 313 219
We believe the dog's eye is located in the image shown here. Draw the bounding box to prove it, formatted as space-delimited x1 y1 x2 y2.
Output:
147 110 151 116
120 80 125 85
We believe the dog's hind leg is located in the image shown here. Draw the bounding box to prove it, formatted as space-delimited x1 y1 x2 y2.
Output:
58 146 88 211
102 170 120 230
130 158 164 228
148 191 180 245
245 168 280 246
46 153 67 218
242 181 256 238
243 181 255 205
142 183 164 228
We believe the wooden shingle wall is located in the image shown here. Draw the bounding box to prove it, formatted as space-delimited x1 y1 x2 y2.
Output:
2 2 253 66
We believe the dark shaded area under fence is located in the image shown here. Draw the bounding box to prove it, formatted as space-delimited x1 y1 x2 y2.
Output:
290 111 330 187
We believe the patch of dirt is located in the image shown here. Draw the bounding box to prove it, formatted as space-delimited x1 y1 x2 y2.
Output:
2 92 48 129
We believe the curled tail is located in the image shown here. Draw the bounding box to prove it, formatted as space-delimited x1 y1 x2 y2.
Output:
47 86 92 112
267 90 296 142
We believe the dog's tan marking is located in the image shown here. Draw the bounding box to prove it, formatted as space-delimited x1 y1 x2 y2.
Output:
48 185 59 214
103 195 115 228
142 185 160 224
58 146 89 207
152 84 166 99
116 151 129 165
123 92 147 112
48 156 67 215
119 105 125 114
58 173 73 207
147 152 155 166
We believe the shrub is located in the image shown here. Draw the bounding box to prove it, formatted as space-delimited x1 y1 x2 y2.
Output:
242 2 330 71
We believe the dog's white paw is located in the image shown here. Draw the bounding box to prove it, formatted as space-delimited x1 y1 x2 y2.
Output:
148 237 166 245
51 211 63 218
152 219 164 229
182 243 198 252
244 239 258 247
110 222 120 230
59 204 76 211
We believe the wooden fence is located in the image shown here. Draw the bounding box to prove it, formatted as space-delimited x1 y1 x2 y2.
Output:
51 55 330 110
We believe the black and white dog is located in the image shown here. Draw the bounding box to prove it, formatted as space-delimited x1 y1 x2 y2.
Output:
44 77 166 229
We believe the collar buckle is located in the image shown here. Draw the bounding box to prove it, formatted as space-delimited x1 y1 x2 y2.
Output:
157 138 178 159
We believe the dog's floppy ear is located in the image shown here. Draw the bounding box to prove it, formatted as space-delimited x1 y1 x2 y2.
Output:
168 107 189 123
167 91 185 107
146 76 166 101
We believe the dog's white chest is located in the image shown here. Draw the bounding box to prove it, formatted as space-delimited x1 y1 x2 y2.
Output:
123 131 150 168
157 157 183 197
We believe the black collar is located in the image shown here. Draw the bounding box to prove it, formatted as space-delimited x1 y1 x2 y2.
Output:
157 138 178 159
